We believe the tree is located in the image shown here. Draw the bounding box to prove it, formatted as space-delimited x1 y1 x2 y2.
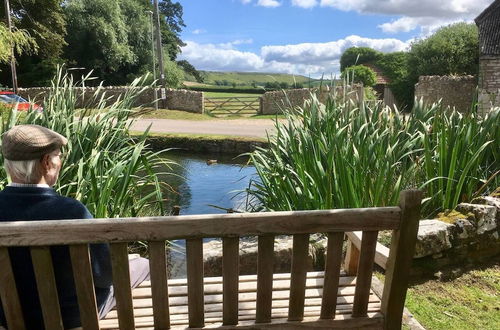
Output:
177 60 203 83
408 23 479 78
163 58 183 88
340 47 382 72
158 0 186 60
0 24 37 65
341 65 377 87
0 0 66 86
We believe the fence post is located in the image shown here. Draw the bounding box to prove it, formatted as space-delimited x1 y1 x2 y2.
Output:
343 236 359 276
381 190 422 329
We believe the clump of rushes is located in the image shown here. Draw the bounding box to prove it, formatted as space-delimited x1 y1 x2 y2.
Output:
248 85 499 218
0 68 174 218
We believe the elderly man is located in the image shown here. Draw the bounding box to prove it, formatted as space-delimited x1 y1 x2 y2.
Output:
0 125 149 329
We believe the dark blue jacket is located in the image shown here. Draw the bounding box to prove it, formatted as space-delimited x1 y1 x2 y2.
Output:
0 186 113 329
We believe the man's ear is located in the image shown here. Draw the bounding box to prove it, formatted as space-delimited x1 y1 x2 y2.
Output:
41 154 51 173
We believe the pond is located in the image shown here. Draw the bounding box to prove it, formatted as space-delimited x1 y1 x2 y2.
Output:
158 151 257 277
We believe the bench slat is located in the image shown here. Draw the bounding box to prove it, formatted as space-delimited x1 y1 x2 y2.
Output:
110 243 135 330
186 238 205 328
148 241 170 329
222 237 239 325
31 246 64 330
352 231 378 317
0 247 26 330
320 232 344 319
288 234 309 321
69 244 100 330
256 235 274 323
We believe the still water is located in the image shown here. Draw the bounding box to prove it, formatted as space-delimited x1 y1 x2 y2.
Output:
159 151 257 277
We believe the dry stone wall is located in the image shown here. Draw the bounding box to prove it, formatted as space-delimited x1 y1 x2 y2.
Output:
17 87 204 113
260 86 362 115
414 75 477 112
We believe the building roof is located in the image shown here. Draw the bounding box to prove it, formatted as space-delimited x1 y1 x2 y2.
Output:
475 0 500 55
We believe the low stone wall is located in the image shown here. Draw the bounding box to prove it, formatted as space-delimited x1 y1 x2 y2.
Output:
414 75 477 112
260 86 362 115
17 87 204 113
478 56 500 115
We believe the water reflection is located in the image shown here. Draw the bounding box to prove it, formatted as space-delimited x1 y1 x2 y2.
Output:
158 151 257 277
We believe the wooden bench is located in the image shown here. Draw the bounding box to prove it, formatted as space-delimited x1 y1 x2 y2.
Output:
0 190 421 329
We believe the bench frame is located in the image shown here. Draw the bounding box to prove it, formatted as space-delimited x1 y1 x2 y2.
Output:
0 190 421 329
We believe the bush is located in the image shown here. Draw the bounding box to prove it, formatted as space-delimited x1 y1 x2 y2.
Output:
340 47 382 72
248 87 499 217
164 58 184 88
341 65 377 87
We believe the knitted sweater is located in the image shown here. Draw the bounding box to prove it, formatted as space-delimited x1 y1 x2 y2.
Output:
0 186 112 329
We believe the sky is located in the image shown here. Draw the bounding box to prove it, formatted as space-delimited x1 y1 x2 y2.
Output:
177 0 493 77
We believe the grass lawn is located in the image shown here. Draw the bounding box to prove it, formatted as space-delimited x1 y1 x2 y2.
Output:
204 91 262 98
404 264 500 330
129 130 267 142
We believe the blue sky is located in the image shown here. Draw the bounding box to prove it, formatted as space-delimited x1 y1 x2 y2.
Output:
177 0 493 77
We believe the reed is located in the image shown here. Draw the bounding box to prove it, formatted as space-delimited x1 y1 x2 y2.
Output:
248 86 499 217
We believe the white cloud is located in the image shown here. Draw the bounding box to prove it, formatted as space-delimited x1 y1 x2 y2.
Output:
318 0 491 33
179 36 409 77
292 0 318 9
192 29 206 35
257 0 282 8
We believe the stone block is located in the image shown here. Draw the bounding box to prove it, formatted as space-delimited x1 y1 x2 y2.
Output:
456 203 497 235
414 220 453 258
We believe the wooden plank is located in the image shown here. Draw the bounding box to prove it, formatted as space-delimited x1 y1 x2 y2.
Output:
0 247 26 330
344 239 360 276
222 237 239 325
352 231 378 317
0 207 401 246
288 234 309 321
186 238 204 328
346 231 390 270
110 243 135 330
148 241 170 329
69 244 100 330
256 235 274 323
30 246 64 330
382 190 422 329
320 232 344 319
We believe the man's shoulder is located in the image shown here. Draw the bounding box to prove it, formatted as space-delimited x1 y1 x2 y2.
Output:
55 196 93 219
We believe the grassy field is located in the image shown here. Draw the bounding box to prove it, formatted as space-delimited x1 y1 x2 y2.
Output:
136 109 283 120
204 91 261 98
198 71 311 85
404 264 500 330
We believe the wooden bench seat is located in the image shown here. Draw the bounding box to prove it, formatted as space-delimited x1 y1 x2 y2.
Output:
0 190 421 329
101 272 383 329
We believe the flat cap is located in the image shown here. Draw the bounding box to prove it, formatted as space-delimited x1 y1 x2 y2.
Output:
2 125 68 161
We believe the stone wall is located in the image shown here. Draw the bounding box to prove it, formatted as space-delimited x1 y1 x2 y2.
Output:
414 75 477 112
260 86 362 115
17 87 204 113
478 56 500 115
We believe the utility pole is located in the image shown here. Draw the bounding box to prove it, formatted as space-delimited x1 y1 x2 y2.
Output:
153 0 167 108
146 10 158 110
4 0 18 93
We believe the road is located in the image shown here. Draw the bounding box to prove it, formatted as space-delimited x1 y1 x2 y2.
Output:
131 118 278 139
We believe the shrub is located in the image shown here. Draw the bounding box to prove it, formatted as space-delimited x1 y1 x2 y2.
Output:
341 65 377 87
340 47 382 72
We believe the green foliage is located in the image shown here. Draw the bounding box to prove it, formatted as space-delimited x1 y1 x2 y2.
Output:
340 47 382 72
248 87 499 217
408 23 479 77
376 52 413 108
158 0 186 59
177 60 204 83
0 24 37 65
341 65 377 87
0 0 66 87
0 68 172 217
163 58 184 88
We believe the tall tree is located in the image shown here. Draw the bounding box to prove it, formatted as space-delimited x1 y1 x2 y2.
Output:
0 0 66 86
0 24 37 65
158 0 186 60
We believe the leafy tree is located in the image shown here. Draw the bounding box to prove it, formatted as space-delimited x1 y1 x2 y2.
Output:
177 59 203 83
0 0 66 86
0 24 37 65
376 52 413 107
163 58 183 88
340 47 382 72
159 0 186 60
341 65 377 87
408 23 479 78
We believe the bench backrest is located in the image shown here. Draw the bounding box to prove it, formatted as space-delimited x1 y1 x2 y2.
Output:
0 190 421 330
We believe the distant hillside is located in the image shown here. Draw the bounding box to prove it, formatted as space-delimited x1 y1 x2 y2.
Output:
198 71 312 86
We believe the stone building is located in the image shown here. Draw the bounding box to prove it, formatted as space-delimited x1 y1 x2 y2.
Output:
475 0 500 114
364 63 397 109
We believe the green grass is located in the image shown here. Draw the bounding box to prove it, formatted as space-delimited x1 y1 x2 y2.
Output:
130 130 267 142
405 265 500 330
199 71 311 85
136 109 281 120
204 92 261 98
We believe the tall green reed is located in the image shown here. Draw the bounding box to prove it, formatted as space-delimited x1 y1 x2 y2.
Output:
0 68 173 218
248 86 499 217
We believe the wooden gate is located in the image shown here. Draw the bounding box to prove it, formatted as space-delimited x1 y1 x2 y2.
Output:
204 96 261 116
